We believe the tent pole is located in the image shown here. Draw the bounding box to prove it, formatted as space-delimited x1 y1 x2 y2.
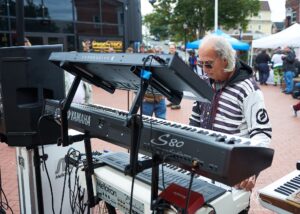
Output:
250 46 254 67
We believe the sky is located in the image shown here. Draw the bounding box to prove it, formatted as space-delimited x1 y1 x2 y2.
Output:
141 0 286 22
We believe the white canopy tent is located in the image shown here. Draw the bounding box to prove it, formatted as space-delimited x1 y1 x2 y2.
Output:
252 23 300 49
250 23 300 65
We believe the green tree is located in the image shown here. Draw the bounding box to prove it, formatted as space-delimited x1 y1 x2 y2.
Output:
144 0 260 41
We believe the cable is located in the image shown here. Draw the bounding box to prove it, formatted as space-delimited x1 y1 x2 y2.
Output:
59 148 76 214
0 169 13 213
205 203 217 214
128 54 155 214
41 145 55 214
37 114 56 214
184 172 195 214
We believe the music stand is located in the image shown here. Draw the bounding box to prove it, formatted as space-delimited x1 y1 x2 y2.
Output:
49 52 214 211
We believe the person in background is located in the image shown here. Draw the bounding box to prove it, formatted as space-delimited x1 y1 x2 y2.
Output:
271 47 284 86
108 47 115 53
82 40 91 52
291 101 300 117
282 47 296 94
154 45 163 54
24 37 31 46
65 39 93 104
140 44 146 53
126 47 134 53
167 43 181 110
255 49 271 85
188 50 198 73
141 49 166 119
189 35 272 207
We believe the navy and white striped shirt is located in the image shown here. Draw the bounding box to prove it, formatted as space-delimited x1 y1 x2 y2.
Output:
189 77 272 147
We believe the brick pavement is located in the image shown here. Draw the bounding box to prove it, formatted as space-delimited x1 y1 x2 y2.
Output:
0 84 300 213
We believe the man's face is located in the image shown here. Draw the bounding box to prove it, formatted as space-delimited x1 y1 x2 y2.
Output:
198 44 229 82
169 45 176 54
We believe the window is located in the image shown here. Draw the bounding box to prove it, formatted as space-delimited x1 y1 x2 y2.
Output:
93 15 100 28
292 11 297 23
24 0 73 20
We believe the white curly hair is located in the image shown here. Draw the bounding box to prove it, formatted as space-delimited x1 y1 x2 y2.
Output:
200 35 236 72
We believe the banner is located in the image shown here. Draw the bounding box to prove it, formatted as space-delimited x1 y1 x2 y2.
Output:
92 40 123 52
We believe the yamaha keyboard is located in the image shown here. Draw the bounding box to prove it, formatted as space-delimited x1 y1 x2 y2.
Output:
87 152 251 214
44 99 274 186
259 170 300 213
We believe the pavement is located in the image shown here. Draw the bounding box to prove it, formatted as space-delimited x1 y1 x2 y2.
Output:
1 83 300 213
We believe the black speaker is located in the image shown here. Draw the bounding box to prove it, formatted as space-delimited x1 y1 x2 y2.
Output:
0 45 65 147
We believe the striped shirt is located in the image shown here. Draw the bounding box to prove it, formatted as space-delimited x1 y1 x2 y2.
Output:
189 77 272 147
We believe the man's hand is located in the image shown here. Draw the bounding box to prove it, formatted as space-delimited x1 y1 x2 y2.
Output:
234 175 256 191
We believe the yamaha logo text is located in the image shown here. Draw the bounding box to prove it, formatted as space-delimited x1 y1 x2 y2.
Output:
68 110 91 126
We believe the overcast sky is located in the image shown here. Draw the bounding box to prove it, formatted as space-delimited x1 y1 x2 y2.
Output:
141 0 286 22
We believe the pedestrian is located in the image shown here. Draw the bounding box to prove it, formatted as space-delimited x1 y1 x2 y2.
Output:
82 39 91 52
271 47 284 86
188 50 198 73
154 45 163 54
291 102 300 117
24 37 31 47
126 47 134 53
167 43 181 110
189 35 272 212
108 47 115 53
142 49 166 119
65 39 93 104
255 49 271 85
282 47 296 94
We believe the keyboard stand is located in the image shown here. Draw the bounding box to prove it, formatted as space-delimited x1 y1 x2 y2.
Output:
123 68 165 213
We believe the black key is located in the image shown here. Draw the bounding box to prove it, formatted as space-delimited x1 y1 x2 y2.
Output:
277 186 294 194
274 188 290 196
288 181 300 189
291 178 300 185
284 183 299 190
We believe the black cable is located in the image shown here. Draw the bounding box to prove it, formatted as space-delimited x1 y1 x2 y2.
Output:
71 167 81 212
64 149 84 213
0 169 13 213
37 114 56 214
184 172 195 214
128 54 156 214
205 203 217 214
59 148 76 214
67 163 74 212
41 145 55 214
59 159 68 214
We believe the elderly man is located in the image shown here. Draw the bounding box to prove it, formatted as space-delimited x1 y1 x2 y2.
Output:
189 35 272 194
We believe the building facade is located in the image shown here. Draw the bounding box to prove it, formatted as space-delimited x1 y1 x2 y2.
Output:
246 1 272 36
0 0 142 52
285 0 300 27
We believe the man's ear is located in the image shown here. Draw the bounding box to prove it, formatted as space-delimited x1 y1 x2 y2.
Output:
224 58 229 68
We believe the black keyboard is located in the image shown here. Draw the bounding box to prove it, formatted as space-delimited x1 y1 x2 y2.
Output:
44 99 274 186
98 152 226 203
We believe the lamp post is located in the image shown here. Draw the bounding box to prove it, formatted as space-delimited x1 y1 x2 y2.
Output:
123 0 128 52
183 23 188 61
214 0 218 31
149 0 156 5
